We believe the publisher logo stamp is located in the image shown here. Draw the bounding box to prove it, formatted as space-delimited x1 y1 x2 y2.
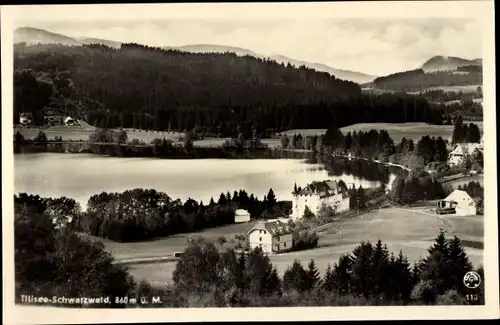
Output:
463 271 481 289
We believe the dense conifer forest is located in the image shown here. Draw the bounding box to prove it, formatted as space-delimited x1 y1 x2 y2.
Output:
14 43 441 136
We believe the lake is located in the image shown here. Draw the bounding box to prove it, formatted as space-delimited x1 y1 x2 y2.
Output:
14 153 397 209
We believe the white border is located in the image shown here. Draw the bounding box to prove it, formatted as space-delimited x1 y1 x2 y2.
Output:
2 1 498 324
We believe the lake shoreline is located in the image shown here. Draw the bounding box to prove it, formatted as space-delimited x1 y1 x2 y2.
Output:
15 152 398 212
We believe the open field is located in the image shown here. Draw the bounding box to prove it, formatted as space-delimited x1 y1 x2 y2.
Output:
104 206 483 285
15 120 483 148
442 174 484 189
278 122 483 143
15 126 185 143
408 85 482 94
84 220 260 262
341 122 483 143
279 129 327 137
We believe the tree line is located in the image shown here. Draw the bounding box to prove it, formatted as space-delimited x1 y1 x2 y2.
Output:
168 230 482 306
14 129 278 159
452 116 482 143
72 188 287 242
419 88 482 103
14 43 440 137
319 125 448 169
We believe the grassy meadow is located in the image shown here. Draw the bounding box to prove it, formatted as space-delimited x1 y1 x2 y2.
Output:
15 120 483 146
340 122 483 143
278 122 483 143
408 85 482 94
109 206 483 285
84 220 260 262
442 175 484 190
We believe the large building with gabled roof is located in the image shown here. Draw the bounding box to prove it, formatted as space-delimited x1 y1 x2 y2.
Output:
291 180 350 221
247 220 293 254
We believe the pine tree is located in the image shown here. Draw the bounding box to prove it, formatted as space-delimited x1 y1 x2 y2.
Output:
266 267 282 296
357 185 367 209
418 229 450 296
218 193 227 205
370 239 390 297
293 183 298 194
283 260 308 292
322 263 335 292
465 123 481 143
235 252 247 295
411 261 421 287
452 115 464 143
350 241 374 297
394 251 413 302
332 254 353 295
266 188 276 206
447 236 473 294
306 259 320 290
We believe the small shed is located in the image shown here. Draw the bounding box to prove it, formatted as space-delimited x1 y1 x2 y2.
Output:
234 209 251 223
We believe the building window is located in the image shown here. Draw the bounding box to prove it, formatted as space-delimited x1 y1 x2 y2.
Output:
259 237 262 241
284 242 286 247
277 236 280 241
263 230 266 234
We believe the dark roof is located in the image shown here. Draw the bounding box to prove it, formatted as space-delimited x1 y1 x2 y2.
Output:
295 180 343 196
264 220 293 236
249 220 293 236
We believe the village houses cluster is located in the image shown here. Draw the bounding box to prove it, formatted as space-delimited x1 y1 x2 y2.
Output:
241 134 483 254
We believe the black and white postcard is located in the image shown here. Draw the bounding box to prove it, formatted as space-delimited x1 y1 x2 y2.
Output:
2 1 498 323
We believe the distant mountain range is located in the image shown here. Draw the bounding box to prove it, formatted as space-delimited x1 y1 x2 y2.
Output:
14 27 375 84
14 27 81 46
13 26 482 86
421 55 482 73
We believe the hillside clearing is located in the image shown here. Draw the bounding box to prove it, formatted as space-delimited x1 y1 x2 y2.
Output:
15 120 483 147
408 85 482 94
340 122 483 143
83 220 260 261
111 206 483 285
278 122 483 143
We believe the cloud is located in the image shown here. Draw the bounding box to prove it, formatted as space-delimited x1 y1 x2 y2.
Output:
21 18 481 76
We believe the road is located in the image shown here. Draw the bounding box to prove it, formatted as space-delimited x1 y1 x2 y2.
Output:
331 153 412 171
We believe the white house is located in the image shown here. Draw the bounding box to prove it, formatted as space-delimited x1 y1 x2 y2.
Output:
247 220 293 254
19 113 32 125
447 143 482 166
291 180 350 221
234 209 251 223
437 190 477 216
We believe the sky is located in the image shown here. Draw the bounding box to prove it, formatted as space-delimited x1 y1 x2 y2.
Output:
11 10 483 77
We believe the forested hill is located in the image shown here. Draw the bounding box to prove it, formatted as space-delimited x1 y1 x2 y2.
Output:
369 67 482 93
14 43 439 136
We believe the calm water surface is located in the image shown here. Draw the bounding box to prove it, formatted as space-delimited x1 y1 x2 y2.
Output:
15 153 396 209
